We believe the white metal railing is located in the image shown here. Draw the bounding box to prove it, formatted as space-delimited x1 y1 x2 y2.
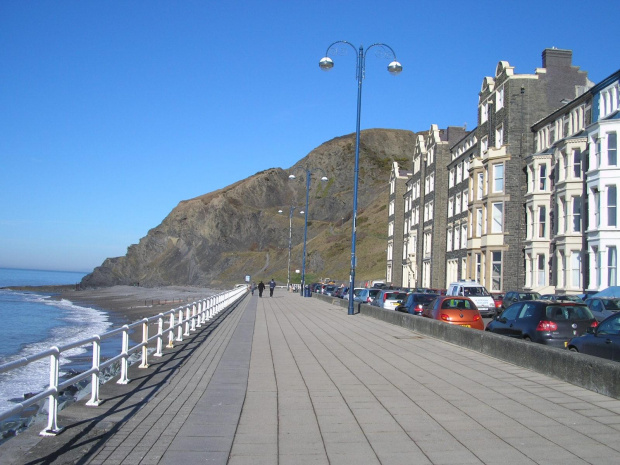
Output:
0 286 247 436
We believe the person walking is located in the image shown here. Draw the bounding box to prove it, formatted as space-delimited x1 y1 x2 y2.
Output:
257 280 265 298
269 278 276 297
251 281 256 296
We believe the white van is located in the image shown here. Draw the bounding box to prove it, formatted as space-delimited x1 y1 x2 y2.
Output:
446 281 496 317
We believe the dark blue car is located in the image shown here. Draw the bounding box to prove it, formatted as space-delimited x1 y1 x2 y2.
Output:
567 312 620 361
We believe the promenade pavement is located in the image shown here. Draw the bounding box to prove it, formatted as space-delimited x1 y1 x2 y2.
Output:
3 290 620 464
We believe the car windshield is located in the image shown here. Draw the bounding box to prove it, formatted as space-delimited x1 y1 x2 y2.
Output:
369 289 381 297
545 305 594 321
518 293 540 300
602 299 620 310
463 287 489 297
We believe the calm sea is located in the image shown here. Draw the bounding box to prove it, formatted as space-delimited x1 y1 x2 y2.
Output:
0 268 114 415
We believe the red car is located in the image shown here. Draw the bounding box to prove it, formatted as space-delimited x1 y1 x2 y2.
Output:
422 296 484 330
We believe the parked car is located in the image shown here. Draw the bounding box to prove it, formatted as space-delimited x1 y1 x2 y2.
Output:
371 290 408 310
396 293 438 315
355 288 382 304
485 300 597 348
501 291 541 310
344 288 364 301
491 293 504 312
333 286 348 298
421 296 484 330
567 312 620 361
323 285 338 296
446 281 496 318
585 297 620 322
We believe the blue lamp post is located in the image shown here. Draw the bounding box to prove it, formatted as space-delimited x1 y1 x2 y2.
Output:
289 168 328 296
278 206 300 290
319 41 402 315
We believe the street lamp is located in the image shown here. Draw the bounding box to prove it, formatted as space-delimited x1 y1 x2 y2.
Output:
278 206 301 291
319 41 402 315
289 168 328 296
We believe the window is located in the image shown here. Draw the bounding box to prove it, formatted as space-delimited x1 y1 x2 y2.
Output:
461 224 467 248
609 133 618 166
448 198 454 217
462 189 468 212
610 247 618 287
493 163 504 193
537 254 545 286
492 251 502 291
449 168 455 188
481 102 488 123
455 193 461 215
492 202 503 233
476 208 482 237
456 163 462 183
571 252 581 289
539 164 547 191
481 136 488 154
609 186 617 227
573 149 581 178
454 227 460 250
447 228 452 252
388 222 394 237
477 173 484 200
475 253 481 282
572 196 581 232
496 86 504 110
495 125 504 148
538 206 546 238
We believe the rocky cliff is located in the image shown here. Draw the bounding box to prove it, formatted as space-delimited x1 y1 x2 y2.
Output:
81 128 417 288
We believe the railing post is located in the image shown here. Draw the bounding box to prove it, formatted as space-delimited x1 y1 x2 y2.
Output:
184 307 191 336
118 325 130 384
167 311 175 348
190 303 197 331
86 336 101 406
195 302 202 328
155 314 164 357
40 347 62 436
176 309 183 341
139 318 149 368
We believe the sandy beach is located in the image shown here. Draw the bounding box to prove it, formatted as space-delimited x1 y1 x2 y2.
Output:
55 285 218 324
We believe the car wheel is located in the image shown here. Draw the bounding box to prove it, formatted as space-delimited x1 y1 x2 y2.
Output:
568 347 579 353
523 336 531 342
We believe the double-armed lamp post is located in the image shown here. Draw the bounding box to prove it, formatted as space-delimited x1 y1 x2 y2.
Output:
289 168 328 295
319 41 402 315
278 206 301 290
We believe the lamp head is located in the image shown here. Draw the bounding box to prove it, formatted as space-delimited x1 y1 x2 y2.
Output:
278 209 283 214
320 176 328 182
288 174 296 180
319 56 334 71
387 60 403 75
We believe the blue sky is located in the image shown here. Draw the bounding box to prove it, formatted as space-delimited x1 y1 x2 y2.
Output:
1 1 619 272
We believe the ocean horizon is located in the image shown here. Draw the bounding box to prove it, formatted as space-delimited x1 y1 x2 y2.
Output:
0 267 116 416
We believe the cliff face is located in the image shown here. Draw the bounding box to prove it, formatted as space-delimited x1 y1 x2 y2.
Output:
81 129 417 288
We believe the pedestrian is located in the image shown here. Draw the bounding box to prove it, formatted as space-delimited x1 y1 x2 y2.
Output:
251 281 256 296
269 278 276 297
257 280 265 298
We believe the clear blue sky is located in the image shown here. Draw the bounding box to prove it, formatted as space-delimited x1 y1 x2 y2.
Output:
1 1 619 272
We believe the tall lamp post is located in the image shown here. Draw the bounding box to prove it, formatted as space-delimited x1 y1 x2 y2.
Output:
278 206 300 291
319 41 402 315
289 168 328 296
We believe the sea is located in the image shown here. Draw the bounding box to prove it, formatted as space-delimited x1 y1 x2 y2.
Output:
0 268 117 418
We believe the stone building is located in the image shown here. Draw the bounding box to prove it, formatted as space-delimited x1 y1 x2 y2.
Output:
404 125 467 289
467 49 591 293
445 130 476 287
387 161 411 286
